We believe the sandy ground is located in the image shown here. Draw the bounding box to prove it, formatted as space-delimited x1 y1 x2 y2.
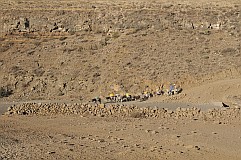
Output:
1 70 241 160
1 0 241 159
1 114 241 160
1 78 241 159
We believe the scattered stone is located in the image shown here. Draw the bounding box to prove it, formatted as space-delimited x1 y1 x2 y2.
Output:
145 129 151 133
222 102 229 108
167 110 173 114
234 106 240 109
134 144 140 147
184 145 200 150
99 104 105 108
67 143 75 146
185 145 194 149
122 145 129 148
195 146 201 150
149 146 156 152
151 130 159 134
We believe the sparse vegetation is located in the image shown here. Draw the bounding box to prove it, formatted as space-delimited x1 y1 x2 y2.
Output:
0 43 14 52
130 112 145 118
0 86 13 98
0 38 6 41
59 37 68 41
0 0 241 101
200 30 211 35
112 32 120 39
1 1 241 160
10 66 27 76
33 41 41 47
33 68 45 77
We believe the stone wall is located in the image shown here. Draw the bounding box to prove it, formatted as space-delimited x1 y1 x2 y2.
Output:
5 103 241 122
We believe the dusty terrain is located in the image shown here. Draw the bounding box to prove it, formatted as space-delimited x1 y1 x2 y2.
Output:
1 104 241 160
1 0 241 100
1 0 241 159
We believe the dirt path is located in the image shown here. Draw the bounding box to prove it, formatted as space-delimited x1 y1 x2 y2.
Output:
181 78 241 103
2 78 239 115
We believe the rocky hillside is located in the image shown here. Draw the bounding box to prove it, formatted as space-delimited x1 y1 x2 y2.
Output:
1 0 241 101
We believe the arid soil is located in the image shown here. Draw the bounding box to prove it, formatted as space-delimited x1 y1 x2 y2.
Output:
1 108 241 160
1 0 241 100
1 0 241 159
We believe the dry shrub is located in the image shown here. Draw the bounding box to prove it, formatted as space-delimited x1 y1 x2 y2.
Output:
0 38 5 41
33 41 41 47
10 66 27 76
0 86 13 98
130 112 145 118
112 32 120 39
33 68 45 77
0 42 14 52
221 48 236 56
59 37 68 41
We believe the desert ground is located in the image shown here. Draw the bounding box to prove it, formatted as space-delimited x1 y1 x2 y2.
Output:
1 0 241 159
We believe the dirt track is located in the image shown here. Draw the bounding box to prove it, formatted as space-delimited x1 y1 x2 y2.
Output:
2 77 241 115
1 78 241 159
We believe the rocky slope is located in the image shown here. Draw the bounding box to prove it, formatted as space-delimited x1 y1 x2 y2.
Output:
1 0 241 101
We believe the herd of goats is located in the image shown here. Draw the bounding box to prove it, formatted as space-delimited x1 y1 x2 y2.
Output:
91 84 183 104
